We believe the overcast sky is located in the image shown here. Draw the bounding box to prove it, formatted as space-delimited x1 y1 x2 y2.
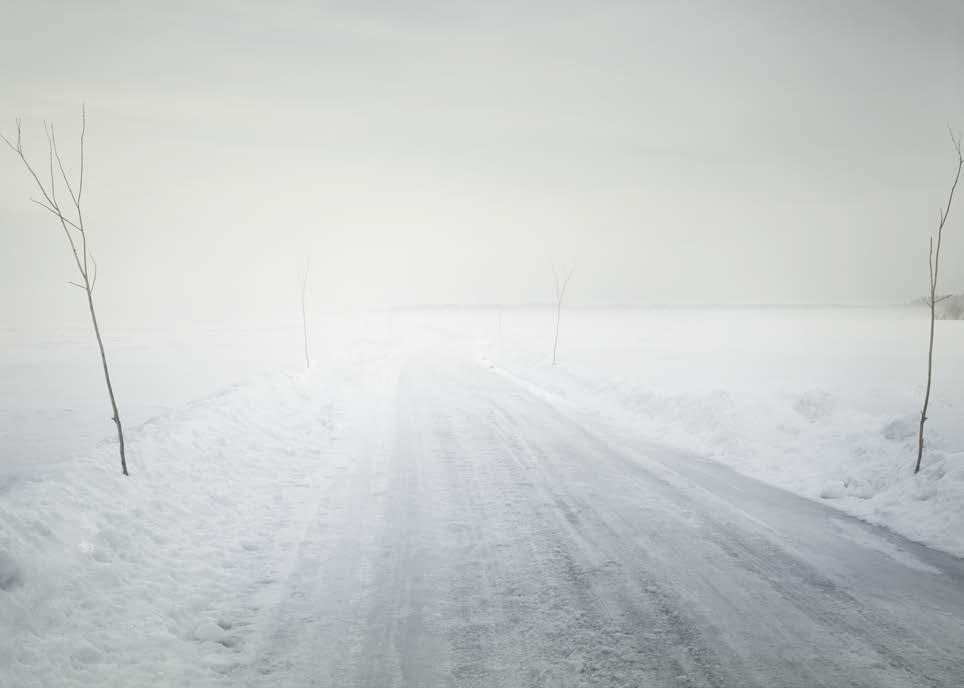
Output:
1 0 963 328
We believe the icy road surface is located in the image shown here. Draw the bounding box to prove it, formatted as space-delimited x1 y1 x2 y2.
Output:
242 351 964 688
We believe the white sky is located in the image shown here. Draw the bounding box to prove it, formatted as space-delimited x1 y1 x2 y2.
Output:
1 0 963 328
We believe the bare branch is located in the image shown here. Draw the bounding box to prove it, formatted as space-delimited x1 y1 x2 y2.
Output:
0 119 23 155
917 127 964 474
1 120 59 212
930 132 964 296
551 263 574 366
27 195 88 279
88 251 98 293
560 266 574 301
30 198 84 233
51 122 80 211
78 104 85 202
43 121 57 208
2 110 127 475
552 265 574 302
1 121 88 280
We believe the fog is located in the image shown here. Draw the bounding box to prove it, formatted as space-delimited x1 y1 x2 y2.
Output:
4 5 964 684
2 0 963 330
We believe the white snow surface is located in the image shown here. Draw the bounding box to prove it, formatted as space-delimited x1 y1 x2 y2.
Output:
0 318 396 686
474 307 964 557
0 371 343 686
0 308 962 686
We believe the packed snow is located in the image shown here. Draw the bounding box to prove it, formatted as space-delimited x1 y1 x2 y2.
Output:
0 370 340 685
1 308 962 686
475 307 964 557
0 317 393 686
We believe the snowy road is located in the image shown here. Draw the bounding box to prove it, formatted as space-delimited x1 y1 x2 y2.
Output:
242 350 964 687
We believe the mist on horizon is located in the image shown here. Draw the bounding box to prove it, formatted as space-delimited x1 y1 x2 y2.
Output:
2 0 963 331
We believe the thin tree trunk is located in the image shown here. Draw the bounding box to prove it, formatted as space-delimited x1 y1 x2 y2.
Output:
2 109 130 475
551 266 573 366
916 128 963 473
916 269 937 474
86 283 127 475
552 298 562 366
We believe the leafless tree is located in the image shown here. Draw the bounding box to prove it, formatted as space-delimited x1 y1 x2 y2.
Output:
1 108 129 476
916 127 963 474
552 265 573 366
301 257 311 369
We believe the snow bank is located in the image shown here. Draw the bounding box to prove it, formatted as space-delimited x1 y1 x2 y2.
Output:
477 308 964 558
0 323 317 474
0 370 341 687
1 307 960 685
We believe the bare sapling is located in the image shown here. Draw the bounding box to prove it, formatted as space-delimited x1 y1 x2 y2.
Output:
1 108 129 476
916 127 963 474
552 265 574 366
301 257 311 369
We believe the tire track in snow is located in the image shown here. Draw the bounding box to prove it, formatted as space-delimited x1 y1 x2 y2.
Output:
479 360 963 687
240 350 964 687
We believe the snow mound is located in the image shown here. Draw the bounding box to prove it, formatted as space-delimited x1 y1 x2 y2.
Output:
482 308 964 557
194 619 230 644
793 389 836 422
0 371 340 687
881 415 918 442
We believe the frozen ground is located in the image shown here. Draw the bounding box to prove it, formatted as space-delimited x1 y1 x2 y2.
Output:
1 308 962 686
0 322 319 475
472 307 964 558
0 316 398 686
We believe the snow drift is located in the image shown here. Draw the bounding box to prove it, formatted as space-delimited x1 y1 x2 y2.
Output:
475 308 964 557
0 371 340 687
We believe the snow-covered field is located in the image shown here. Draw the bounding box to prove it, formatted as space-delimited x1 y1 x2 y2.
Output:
476 307 964 557
1 323 319 475
0 315 400 686
1 307 962 686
